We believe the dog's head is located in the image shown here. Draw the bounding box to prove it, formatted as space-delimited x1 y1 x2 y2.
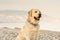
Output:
28 9 41 24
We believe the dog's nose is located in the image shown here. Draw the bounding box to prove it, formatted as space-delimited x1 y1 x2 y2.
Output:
38 14 41 18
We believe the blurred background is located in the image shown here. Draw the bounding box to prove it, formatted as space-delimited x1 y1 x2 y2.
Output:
0 0 60 31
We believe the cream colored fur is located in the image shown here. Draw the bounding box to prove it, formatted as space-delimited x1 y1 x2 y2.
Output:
16 9 41 40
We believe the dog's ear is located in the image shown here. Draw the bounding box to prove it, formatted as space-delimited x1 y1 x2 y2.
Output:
28 10 32 17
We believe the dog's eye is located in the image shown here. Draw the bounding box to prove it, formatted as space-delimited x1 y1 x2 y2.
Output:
35 11 37 13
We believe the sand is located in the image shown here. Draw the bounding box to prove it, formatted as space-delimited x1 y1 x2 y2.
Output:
0 27 60 40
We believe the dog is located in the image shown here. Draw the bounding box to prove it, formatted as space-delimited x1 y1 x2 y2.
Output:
16 9 41 40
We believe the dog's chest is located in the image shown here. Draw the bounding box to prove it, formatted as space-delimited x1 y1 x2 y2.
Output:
25 22 39 33
30 27 38 34
22 22 39 40
29 27 38 40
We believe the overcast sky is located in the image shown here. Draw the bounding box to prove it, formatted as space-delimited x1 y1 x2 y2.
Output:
0 0 60 31
0 0 60 18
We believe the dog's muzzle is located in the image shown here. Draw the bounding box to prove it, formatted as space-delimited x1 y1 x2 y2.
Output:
38 14 41 18
34 14 41 20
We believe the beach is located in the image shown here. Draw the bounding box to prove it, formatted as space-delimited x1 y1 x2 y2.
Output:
0 27 60 40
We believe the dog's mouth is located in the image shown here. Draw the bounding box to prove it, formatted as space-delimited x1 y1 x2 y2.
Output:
34 17 40 20
34 14 41 20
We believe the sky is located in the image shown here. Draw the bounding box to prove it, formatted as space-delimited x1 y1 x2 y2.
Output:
0 0 60 18
0 0 60 31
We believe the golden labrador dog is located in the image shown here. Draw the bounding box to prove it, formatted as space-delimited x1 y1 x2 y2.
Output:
16 9 41 40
